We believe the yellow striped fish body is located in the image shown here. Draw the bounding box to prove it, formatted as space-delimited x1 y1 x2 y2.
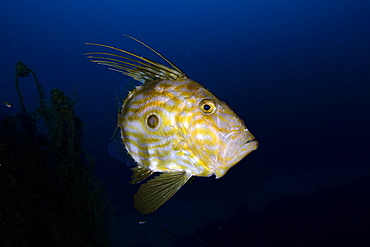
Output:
86 35 258 214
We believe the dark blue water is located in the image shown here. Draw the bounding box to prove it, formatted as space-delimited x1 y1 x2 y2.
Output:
1 0 370 246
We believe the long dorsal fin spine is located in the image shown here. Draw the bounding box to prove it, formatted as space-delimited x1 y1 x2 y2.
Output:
85 35 188 83
87 55 182 81
86 51 181 76
122 34 186 75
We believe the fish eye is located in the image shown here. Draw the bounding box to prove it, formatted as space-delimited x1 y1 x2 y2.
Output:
146 114 160 129
199 99 216 115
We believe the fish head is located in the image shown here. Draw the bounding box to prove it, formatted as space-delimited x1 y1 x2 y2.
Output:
177 84 258 178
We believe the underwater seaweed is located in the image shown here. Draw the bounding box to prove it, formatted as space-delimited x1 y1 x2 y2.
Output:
0 62 113 247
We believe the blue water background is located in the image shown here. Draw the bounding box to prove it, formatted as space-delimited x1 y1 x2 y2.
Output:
1 0 370 246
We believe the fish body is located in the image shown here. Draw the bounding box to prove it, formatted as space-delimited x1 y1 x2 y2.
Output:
120 78 256 179
86 35 258 214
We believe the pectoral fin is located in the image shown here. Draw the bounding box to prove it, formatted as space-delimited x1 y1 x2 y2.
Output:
134 171 192 214
108 128 136 166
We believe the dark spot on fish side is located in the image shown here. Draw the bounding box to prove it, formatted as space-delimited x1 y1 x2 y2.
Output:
147 114 159 129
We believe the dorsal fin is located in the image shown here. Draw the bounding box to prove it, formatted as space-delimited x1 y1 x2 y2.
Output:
85 35 187 83
123 34 185 75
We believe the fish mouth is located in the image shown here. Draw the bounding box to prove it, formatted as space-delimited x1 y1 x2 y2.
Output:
245 138 256 144
243 137 258 151
239 136 258 157
214 130 258 178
